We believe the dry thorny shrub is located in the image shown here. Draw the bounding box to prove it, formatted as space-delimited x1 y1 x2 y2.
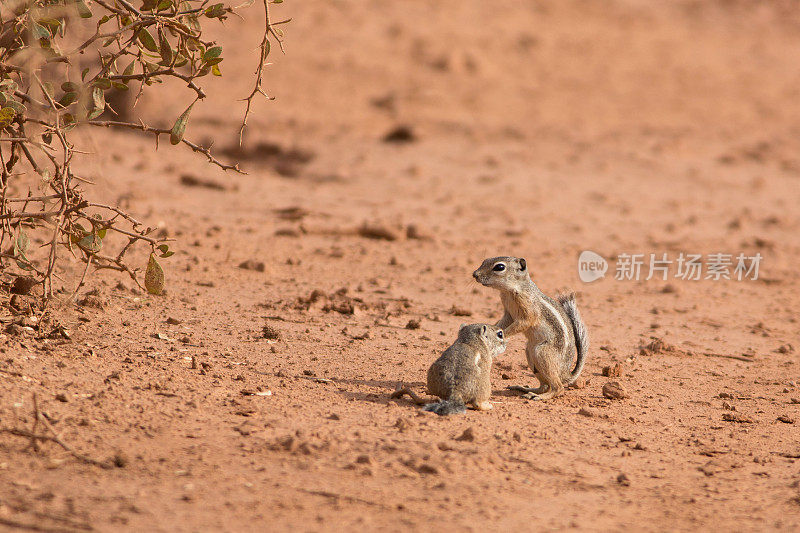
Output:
0 0 287 303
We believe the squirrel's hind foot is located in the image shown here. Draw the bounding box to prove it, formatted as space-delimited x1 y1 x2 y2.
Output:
508 384 548 395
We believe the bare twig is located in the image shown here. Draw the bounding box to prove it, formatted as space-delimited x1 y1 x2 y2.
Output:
703 352 755 363
239 0 288 144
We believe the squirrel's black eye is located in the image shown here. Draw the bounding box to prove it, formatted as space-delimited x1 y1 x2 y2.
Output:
492 263 506 272
497 330 504 339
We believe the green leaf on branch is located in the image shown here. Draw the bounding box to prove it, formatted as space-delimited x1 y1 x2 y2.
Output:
0 107 15 128
0 80 17 93
211 64 221 76
32 23 51 40
156 244 174 258
15 230 29 254
203 46 222 62
170 101 194 145
77 233 102 253
4 100 26 114
145 253 165 295
204 3 226 18
41 81 55 99
159 31 173 65
138 28 159 52
14 230 32 271
61 81 79 92
76 0 93 18
87 87 105 119
58 92 77 107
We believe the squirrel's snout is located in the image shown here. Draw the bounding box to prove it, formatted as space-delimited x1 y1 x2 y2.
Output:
472 270 480 281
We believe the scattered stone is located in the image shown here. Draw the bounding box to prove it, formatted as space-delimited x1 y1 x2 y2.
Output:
5 323 26 336
722 413 753 423
775 344 795 354
405 319 421 330
417 463 438 475
238 260 266 272
602 363 623 377
328 413 340 420
240 389 272 397
179 174 226 190
661 284 677 294
55 393 69 403
616 473 630 486
355 454 371 465
639 337 680 356
699 460 726 476
78 293 105 309
11 276 38 295
454 427 475 442
718 392 734 399
166 317 182 325
449 305 472 317
357 222 401 241
602 381 628 400
262 324 282 340
406 224 432 240
9 294 36 314
112 451 129 468
721 402 736 411
296 288 362 316
274 206 309 221
274 228 301 237
382 125 416 144
578 407 597 417
394 417 412 432
777 415 795 424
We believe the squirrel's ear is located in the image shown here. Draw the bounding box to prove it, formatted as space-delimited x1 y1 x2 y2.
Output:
518 258 527 271
459 323 468 332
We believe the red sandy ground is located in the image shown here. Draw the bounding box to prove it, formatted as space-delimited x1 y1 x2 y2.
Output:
2 1 800 531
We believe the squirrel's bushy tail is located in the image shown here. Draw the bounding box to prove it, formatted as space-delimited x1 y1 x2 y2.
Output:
558 292 589 385
422 399 467 416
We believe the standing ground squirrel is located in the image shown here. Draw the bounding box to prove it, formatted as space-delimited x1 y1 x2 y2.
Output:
392 323 506 415
473 256 588 401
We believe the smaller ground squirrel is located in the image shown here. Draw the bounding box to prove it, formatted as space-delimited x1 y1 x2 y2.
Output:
473 256 588 401
391 323 506 415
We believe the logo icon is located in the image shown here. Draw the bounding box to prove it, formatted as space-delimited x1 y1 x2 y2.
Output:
578 250 607 283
